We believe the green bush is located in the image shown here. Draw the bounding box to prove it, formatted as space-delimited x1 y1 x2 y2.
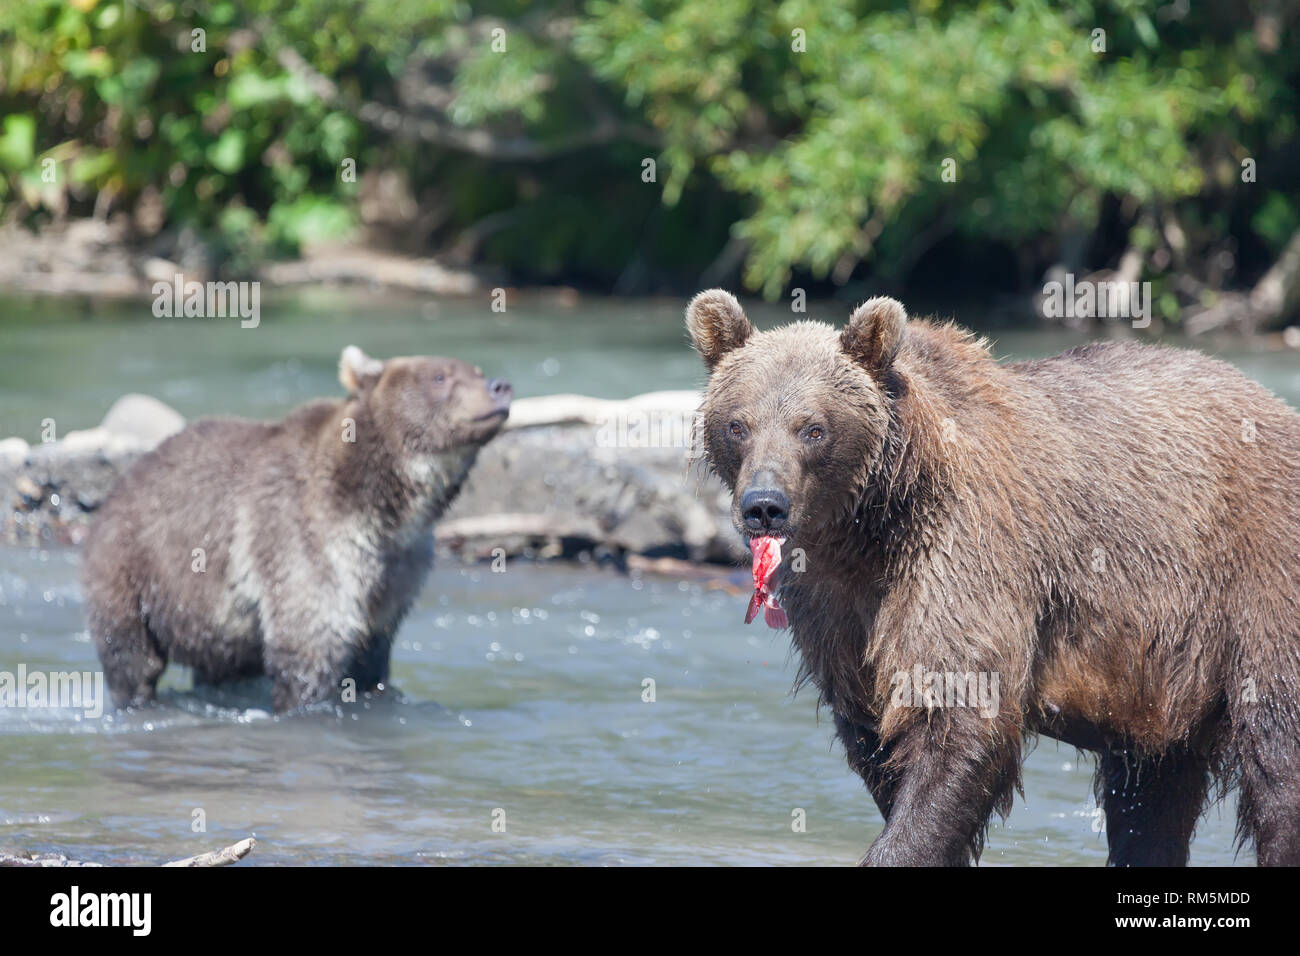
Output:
1 0 1295 302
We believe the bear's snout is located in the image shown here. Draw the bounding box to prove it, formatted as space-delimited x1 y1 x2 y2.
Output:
479 377 513 418
488 377 512 402
740 486 789 534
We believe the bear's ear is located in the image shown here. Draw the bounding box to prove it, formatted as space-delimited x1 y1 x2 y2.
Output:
685 289 754 370
840 297 907 375
339 345 384 396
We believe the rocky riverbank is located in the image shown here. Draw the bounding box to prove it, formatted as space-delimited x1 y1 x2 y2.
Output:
0 219 485 298
0 390 748 567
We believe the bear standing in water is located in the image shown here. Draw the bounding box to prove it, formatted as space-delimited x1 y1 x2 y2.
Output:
687 289 1300 866
83 347 511 712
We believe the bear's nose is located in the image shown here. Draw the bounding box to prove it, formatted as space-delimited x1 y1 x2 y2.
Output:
741 488 789 533
487 378 513 402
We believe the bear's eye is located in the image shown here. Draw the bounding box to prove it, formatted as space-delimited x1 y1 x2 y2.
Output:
728 421 747 439
435 374 446 384
804 425 825 442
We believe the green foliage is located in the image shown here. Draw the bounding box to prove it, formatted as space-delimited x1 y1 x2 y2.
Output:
0 0 1295 298
0 0 369 255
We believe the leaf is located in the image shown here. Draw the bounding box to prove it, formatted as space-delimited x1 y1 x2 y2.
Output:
268 195 355 249
207 128 246 174
0 114 36 170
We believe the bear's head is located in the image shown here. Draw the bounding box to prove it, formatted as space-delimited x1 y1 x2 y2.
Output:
686 290 906 548
339 345 513 460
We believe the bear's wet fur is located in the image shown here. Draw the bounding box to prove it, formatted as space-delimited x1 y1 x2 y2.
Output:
83 347 511 713
687 289 1300 866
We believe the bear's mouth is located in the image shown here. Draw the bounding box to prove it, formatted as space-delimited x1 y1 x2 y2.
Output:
473 395 512 423
455 404 510 447
739 524 797 546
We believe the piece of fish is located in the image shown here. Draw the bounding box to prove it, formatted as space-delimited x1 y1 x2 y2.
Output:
745 535 789 629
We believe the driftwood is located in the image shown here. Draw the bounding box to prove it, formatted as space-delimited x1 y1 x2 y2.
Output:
438 511 604 543
0 837 256 868
162 837 257 867
1185 227 1300 335
256 243 481 294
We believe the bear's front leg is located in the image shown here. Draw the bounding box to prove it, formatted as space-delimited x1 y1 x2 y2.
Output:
263 614 368 713
858 710 1022 866
343 630 395 698
834 713 901 821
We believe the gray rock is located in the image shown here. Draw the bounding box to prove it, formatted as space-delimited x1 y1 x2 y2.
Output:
99 393 186 445
442 422 742 564
0 437 28 468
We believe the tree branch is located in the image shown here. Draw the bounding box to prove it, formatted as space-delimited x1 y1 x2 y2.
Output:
272 41 658 162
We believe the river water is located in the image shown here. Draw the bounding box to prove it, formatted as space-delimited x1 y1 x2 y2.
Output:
4 290 1295 865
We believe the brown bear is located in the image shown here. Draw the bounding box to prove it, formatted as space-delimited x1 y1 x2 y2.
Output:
686 289 1300 866
83 346 511 713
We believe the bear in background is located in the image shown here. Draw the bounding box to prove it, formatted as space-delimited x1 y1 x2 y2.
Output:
687 289 1300 866
83 346 511 713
